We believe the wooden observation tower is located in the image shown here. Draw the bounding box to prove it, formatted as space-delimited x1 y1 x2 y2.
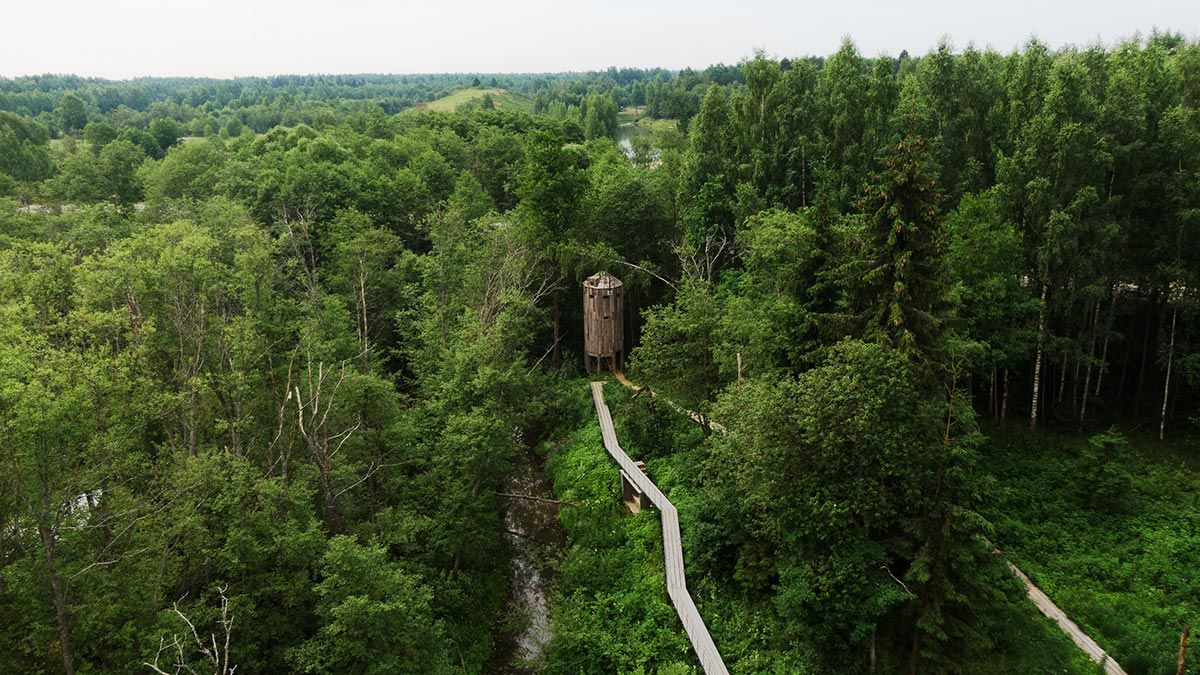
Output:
583 272 625 374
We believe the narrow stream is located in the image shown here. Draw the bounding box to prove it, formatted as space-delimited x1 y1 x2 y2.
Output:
489 442 566 672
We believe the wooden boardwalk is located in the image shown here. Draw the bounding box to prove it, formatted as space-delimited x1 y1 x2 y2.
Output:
590 381 728 675
1008 563 1127 674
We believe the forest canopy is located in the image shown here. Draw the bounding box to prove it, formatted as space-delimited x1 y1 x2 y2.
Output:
1 33 1198 674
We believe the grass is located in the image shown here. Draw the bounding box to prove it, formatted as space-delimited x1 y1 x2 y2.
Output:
617 106 679 133
616 108 642 125
982 425 1200 674
420 87 534 113
635 116 680 133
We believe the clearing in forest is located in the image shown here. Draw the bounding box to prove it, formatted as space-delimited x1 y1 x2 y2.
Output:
421 87 534 112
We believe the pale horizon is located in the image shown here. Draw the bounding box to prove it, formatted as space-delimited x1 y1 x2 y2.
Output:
3 0 1199 80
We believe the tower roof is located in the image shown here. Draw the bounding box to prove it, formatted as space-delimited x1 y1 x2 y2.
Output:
584 271 623 290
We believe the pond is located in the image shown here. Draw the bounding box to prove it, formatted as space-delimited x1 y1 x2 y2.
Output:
616 121 648 159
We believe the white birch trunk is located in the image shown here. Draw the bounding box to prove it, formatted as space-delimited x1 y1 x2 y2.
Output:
1080 300 1101 422
1160 308 1177 441
1030 284 1048 431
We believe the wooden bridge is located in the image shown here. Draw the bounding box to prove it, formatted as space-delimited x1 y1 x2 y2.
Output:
590 381 729 675
591 375 1128 674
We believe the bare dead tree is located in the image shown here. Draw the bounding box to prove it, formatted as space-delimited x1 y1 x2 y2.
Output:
144 585 236 675
293 343 361 533
278 206 321 303
675 230 729 285
266 347 299 479
477 223 560 331
611 259 678 292
168 268 209 456
275 206 379 518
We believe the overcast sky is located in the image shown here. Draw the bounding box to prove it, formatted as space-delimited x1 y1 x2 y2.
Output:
3 0 1198 79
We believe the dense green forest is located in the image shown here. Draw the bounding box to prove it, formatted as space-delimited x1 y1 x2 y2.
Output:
1 34 1198 674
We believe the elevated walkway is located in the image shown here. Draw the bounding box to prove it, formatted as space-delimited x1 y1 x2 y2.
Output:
589 381 728 675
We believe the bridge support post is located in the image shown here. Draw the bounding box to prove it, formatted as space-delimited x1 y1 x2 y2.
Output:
620 461 651 513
